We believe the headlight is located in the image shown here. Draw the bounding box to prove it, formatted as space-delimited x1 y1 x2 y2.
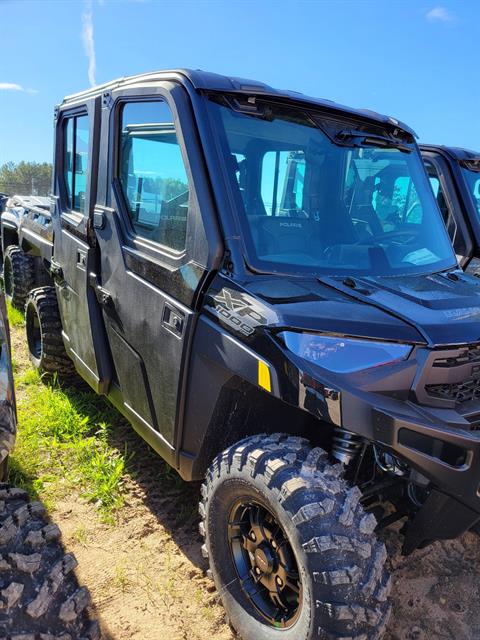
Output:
279 332 412 374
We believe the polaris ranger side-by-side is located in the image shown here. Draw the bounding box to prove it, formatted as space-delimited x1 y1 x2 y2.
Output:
20 70 480 639
420 145 480 277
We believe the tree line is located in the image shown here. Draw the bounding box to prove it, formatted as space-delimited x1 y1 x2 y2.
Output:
0 162 52 197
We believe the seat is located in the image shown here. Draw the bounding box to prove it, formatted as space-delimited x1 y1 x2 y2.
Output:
247 215 319 262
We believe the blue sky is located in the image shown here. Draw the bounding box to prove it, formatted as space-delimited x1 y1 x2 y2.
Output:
0 0 478 165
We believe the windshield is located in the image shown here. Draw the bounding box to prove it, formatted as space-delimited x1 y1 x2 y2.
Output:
208 96 456 276
461 166 480 218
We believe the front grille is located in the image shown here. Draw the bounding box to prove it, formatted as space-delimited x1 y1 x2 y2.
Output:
463 411 480 431
426 377 480 404
424 345 480 406
431 345 480 368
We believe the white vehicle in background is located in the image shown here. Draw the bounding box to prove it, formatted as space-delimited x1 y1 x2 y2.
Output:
1 195 51 307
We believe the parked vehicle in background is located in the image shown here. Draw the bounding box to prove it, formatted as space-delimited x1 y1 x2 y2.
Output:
19 69 480 640
0 290 99 638
0 193 9 215
1 195 51 308
1 195 50 256
420 145 480 274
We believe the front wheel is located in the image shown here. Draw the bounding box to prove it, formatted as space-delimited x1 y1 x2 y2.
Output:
200 434 391 640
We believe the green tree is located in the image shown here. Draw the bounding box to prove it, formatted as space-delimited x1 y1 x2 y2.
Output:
0 161 52 197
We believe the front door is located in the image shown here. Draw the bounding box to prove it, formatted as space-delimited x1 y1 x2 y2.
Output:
94 85 216 453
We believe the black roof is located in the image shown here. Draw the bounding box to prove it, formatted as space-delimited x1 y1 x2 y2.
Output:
62 68 416 137
420 144 480 163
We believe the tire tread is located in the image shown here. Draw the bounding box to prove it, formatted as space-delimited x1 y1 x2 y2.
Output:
4 246 35 309
25 287 77 382
201 434 391 639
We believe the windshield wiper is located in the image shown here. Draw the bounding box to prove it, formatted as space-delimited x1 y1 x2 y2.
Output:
334 130 413 153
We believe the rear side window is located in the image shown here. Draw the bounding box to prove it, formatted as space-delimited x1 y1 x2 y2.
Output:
118 100 189 252
424 160 456 242
461 166 480 217
260 150 305 216
63 115 90 214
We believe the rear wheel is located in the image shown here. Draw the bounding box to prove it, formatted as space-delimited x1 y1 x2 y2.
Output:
200 434 392 640
25 287 77 382
3 246 35 309
0 485 99 638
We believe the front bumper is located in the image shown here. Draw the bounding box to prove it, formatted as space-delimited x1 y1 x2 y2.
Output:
372 404 480 516
302 344 480 517
336 386 480 551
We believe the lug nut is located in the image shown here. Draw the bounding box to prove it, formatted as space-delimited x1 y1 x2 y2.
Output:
250 532 256 541
276 576 283 587
271 540 277 549
255 567 261 575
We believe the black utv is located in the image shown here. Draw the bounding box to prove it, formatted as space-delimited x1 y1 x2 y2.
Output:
21 70 480 640
420 145 480 274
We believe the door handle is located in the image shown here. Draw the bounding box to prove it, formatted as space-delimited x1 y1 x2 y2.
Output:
162 303 184 337
77 249 87 269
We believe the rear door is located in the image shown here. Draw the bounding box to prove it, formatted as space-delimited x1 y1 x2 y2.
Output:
51 98 109 391
94 83 220 454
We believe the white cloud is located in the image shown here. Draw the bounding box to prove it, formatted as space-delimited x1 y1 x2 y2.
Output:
0 83 37 94
426 6 455 22
81 0 97 87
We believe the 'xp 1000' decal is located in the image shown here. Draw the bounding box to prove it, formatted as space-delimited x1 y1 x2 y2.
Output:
207 289 275 336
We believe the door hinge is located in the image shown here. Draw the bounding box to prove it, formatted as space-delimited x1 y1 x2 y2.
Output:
50 258 64 283
93 209 105 230
102 91 113 110
88 272 114 309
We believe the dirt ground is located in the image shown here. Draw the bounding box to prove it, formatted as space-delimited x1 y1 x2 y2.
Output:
10 328 480 640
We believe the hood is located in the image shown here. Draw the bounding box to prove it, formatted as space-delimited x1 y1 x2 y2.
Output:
319 271 480 346
243 270 480 347
243 277 423 344
208 271 480 348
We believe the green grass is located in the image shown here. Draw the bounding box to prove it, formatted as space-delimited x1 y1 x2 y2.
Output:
6 301 24 328
9 363 130 522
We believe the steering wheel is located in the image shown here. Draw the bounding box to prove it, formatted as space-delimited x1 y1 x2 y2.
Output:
405 200 421 222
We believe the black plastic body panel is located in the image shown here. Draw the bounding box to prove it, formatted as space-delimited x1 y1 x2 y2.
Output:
93 205 196 445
